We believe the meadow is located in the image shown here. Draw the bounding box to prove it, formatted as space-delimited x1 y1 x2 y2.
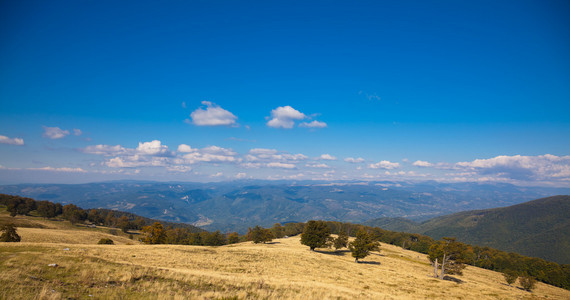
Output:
1 212 569 299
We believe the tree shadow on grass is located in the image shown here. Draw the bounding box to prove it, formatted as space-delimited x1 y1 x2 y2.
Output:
356 261 381 265
263 241 281 245
314 249 349 256
443 275 464 284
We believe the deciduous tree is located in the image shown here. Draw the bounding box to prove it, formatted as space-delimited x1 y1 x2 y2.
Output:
348 229 379 262
227 232 240 244
248 225 273 244
333 230 348 251
300 220 331 251
502 270 518 286
141 222 166 244
428 237 467 279
520 275 537 292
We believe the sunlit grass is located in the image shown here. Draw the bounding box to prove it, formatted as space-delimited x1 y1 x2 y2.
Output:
1 214 569 299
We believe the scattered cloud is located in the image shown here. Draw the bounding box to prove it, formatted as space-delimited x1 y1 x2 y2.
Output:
42 126 70 139
368 160 400 169
82 144 128 156
105 155 171 168
413 160 433 167
182 146 239 164
266 106 306 128
299 120 327 128
136 140 172 156
235 172 247 179
358 90 381 101
246 148 308 162
166 165 192 173
267 162 296 169
319 154 337 161
190 101 238 126
27 166 87 173
306 163 330 168
73 129 82 136
344 157 364 163
455 154 570 181
0 135 24 145
177 144 196 153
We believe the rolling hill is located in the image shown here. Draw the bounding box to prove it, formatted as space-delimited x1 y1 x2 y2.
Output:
1 180 568 233
364 195 570 264
1 211 569 299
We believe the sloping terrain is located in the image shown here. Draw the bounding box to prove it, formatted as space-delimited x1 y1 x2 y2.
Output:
365 195 570 264
1 212 569 299
1 237 569 299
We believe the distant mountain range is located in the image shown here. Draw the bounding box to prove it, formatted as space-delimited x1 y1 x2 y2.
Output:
363 195 570 264
0 180 568 234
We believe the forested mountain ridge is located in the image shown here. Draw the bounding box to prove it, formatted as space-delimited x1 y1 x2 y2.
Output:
364 195 570 264
1 180 568 233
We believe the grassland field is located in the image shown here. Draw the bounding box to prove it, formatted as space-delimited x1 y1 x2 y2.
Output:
1 210 569 299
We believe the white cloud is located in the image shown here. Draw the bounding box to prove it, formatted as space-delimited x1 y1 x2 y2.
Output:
266 106 306 128
368 160 400 169
73 129 82 136
267 162 296 169
319 154 337 161
27 166 87 173
105 155 171 168
211 172 224 177
241 162 263 168
166 165 192 173
0 135 24 145
249 148 278 155
182 145 238 164
306 163 330 168
82 144 128 156
299 120 327 128
344 157 364 163
177 144 197 153
190 101 237 126
136 140 171 156
42 126 70 139
235 172 247 179
413 160 433 167
455 154 570 181
246 148 307 162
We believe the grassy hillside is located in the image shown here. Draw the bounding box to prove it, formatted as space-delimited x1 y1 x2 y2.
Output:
1 214 570 299
0 209 141 245
365 195 570 264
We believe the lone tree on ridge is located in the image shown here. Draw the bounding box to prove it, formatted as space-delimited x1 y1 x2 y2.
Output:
348 229 379 262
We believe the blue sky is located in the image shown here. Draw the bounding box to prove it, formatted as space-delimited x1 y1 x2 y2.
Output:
0 0 569 186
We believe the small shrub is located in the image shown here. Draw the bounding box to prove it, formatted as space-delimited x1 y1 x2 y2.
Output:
109 229 118 236
98 238 114 245
502 270 518 286
519 275 536 292
0 224 21 242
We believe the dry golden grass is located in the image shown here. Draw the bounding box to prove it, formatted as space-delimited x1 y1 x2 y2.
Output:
0 209 140 245
1 213 569 299
1 230 569 300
